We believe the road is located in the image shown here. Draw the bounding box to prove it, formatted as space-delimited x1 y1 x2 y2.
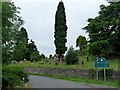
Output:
28 75 111 88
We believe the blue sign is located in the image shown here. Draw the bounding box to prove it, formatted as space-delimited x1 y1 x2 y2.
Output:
95 57 109 67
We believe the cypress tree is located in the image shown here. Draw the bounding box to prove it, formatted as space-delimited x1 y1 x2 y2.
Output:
54 1 67 63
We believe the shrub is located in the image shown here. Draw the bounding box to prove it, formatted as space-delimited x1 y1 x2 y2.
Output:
65 46 79 65
2 65 29 89
30 51 41 62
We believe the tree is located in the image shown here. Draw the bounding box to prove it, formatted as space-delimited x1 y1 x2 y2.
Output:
2 2 23 64
65 46 79 65
26 40 40 61
13 41 27 61
30 51 40 62
41 53 45 59
83 2 120 57
13 27 29 61
76 35 87 54
20 27 29 44
54 1 67 63
2 2 29 89
49 54 52 59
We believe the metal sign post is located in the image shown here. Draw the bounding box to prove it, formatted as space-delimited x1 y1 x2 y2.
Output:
104 68 106 81
96 68 98 80
95 57 109 81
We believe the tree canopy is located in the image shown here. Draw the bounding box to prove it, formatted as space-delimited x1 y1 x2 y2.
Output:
54 1 67 62
76 35 87 54
83 2 120 57
2 2 23 63
2 2 40 63
65 46 79 65
26 39 40 62
13 27 28 62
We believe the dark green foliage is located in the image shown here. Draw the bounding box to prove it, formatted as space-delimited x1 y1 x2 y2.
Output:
65 46 79 65
13 41 27 61
13 27 28 61
76 35 87 54
54 1 67 61
83 2 120 57
20 27 29 44
26 40 40 61
17 70 29 83
30 51 40 62
2 66 29 89
2 2 23 64
2 2 40 63
49 54 52 59
41 53 46 59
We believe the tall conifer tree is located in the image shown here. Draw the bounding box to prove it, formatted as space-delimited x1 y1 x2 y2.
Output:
54 1 67 63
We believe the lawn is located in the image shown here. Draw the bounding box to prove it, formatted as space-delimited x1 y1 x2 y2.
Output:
8 55 119 70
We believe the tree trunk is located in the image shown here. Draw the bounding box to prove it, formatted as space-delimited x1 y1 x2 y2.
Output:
79 46 82 55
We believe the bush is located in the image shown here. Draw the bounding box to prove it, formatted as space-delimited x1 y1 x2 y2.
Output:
65 46 79 65
30 51 41 62
2 65 29 89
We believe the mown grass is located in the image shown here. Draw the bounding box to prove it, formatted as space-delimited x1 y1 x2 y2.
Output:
8 55 119 70
30 73 119 88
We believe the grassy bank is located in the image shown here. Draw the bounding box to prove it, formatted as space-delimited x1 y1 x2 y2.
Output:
30 73 119 88
7 55 119 70
5 58 119 88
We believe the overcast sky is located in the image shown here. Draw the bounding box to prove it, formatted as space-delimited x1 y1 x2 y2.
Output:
13 0 108 57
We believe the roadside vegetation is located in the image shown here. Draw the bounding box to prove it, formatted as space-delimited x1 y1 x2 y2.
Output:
2 1 119 89
2 65 29 89
8 55 118 70
6 60 119 88
31 73 119 88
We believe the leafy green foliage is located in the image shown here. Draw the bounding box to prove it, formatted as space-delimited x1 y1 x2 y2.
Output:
41 53 46 59
30 51 41 62
13 27 29 61
83 2 120 57
65 46 79 65
2 2 23 64
76 35 87 54
54 1 67 61
13 41 27 61
26 40 40 61
2 65 29 89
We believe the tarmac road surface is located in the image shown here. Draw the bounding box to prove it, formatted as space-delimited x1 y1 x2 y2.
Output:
28 75 112 88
